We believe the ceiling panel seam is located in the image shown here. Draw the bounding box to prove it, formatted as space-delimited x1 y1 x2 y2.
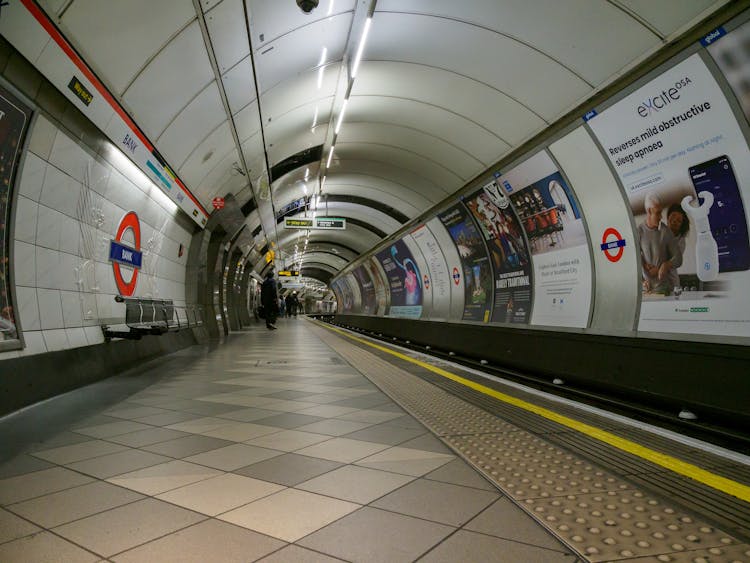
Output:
335 141 466 185
337 119 489 166
120 17 200 98
193 0 256 205
374 9 595 88
323 179 431 209
351 94 511 144
605 0 666 40
364 59 550 123
253 10 356 52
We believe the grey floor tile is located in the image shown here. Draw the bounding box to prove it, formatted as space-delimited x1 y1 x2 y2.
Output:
7 481 143 528
343 423 426 446
31 440 129 465
245 430 332 452
141 435 235 458
251 413 327 429
0 507 41 544
24 431 93 453
330 395 393 409
52 498 206 558
264 390 316 400
258 544 345 562
297 465 414 504
371 478 498 527
174 401 241 416
418 529 577 562
66 448 172 479
216 407 284 422
298 506 454 563
185 443 283 471
398 434 453 454
0 467 94 505
465 497 571 552
0 531 100 562
106 427 191 447
112 519 285 562
234 453 343 486
0 454 55 479
380 414 427 429
424 459 498 491
355 447 454 477
106 460 222 496
103 405 169 420
296 419 375 437
133 412 200 427
296 438 390 463
374 403 408 413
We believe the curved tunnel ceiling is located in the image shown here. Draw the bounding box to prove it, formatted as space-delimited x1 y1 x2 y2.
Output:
33 0 727 276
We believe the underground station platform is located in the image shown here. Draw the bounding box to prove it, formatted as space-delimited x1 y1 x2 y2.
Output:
1 317 749 562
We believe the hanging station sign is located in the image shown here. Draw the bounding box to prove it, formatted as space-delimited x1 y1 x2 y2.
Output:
284 217 347 230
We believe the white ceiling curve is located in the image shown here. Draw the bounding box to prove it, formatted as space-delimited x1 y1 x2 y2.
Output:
32 0 727 281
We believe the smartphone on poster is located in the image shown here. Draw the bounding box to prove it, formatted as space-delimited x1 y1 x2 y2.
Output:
688 155 750 272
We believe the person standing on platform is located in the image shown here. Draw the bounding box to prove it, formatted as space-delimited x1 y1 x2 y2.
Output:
261 269 279 330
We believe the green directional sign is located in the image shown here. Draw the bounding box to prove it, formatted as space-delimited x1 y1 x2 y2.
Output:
283 217 346 230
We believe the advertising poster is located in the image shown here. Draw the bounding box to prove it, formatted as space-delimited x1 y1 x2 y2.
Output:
365 257 389 315
465 184 532 323
352 266 377 314
375 239 423 318
331 280 344 313
438 204 492 322
338 276 356 314
497 151 593 327
707 21 750 122
1 86 31 344
588 53 750 336
410 224 451 317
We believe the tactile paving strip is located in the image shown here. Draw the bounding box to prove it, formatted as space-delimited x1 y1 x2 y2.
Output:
312 323 750 562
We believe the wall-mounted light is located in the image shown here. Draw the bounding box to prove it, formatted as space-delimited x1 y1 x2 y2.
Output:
317 47 328 89
334 98 348 135
351 17 372 78
326 146 335 168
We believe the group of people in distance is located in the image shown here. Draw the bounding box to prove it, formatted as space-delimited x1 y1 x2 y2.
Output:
260 269 301 330
638 192 690 295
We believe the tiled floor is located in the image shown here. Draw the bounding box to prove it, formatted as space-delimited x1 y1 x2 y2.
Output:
0 318 577 562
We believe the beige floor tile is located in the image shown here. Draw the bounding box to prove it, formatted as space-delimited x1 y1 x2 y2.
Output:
165 417 231 433
8 481 143 528
295 404 360 417
72 421 154 438
424 458 497 491
199 422 281 441
257 544 343 562
66 448 172 479
106 460 222 495
156 473 284 516
295 438 390 463
262 400 323 412
103 405 168 419
244 430 332 452
53 498 205 558
106 427 190 447
355 446 454 476
30 440 128 465
0 467 94 505
0 531 100 562
297 465 414 504
184 443 283 471
418 529 576 562
219 488 359 542
0 507 41 544
198 394 278 407
112 519 285 562
296 419 375 437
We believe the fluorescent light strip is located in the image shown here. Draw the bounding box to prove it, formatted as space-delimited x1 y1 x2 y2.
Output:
351 17 372 78
326 146 335 168
311 107 319 130
327 0 335 16
335 98 348 134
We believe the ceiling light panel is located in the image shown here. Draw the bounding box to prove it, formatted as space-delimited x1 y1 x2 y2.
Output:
122 20 215 139
59 0 195 95
234 100 262 143
179 121 237 191
222 57 258 115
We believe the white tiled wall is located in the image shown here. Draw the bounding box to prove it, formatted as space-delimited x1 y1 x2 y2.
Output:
2 115 193 359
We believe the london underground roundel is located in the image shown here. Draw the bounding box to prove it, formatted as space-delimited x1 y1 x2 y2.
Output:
109 212 143 296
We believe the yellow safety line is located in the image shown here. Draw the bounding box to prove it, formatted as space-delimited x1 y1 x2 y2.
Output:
315 320 750 503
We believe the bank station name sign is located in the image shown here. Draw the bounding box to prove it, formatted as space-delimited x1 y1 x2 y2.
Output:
284 217 346 230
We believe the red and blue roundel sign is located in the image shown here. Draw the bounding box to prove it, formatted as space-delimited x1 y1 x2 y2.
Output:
452 267 461 285
109 212 142 296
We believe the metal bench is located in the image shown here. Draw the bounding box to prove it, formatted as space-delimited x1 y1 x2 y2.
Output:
102 296 204 340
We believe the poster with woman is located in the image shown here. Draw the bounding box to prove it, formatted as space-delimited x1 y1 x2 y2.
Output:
375 238 423 318
496 151 593 328
438 204 492 322
464 184 532 323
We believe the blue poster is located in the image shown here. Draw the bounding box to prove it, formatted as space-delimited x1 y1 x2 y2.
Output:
376 239 423 318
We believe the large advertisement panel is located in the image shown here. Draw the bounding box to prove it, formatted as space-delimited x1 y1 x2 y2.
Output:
495 152 593 327
464 184 532 323
707 21 750 123
365 257 389 316
375 239 423 318
352 266 377 315
438 204 492 322
411 223 451 319
588 53 750 336
1 85 31 347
